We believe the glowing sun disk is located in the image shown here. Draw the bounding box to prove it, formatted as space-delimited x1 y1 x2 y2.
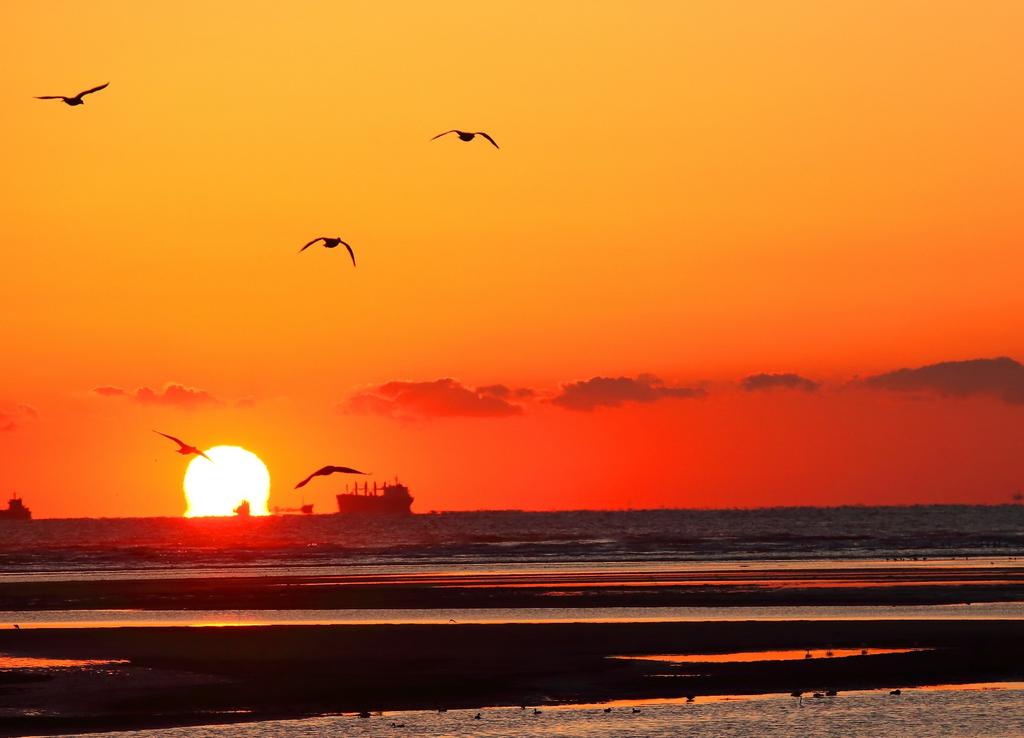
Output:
183 446 270 517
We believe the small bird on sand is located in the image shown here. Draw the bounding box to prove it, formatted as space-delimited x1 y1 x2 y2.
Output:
631 707 641 713
890 689 902 696
473 713 481 720
153 431 212 461
603 707 612 713
532 708 542 715
35 82 109 106
294 465 368 489
431 130 499 149
299 237 356 266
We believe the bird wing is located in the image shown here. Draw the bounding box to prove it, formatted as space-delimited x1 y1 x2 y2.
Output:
294 465 367 489
34 96 64 100
299 237 323 253
323 465 367 475
153 430 189 451
198 450 214 462
340 240 356 267
78 82 109 97
476 132 499 149
430 130 458 141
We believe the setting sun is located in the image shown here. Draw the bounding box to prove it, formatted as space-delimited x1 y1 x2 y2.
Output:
183 446 270 517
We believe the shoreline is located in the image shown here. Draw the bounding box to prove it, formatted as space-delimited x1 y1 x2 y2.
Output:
2 619 1024 736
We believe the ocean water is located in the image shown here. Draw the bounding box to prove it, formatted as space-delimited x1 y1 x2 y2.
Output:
2 506 1023 578
72 685 1024 738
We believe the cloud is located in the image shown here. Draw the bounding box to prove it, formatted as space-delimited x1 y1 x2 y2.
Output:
741 372 820 392
343 378 526 419
93 386 127 398
476 384 536 400
863 357 1024 404
0 404 37 432
550 374 706 411
92 383 219 409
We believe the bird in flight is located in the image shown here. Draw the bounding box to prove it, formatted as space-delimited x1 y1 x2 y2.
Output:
153 431 212 462
294 465 368 489
299 237 356 266
431 130 499 149
35 82 109 106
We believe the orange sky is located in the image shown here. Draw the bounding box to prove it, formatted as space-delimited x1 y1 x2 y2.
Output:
2 1 1024 517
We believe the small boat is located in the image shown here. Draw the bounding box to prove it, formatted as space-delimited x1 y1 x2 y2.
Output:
0 494 31 521
272 503 314 515
233 500 251 517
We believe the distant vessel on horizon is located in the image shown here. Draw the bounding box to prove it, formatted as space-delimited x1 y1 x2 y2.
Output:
338 480 413 515
273 503 314 515
0 494 31 521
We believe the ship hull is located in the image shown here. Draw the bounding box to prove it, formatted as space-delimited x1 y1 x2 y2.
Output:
0 509 31 521
336 493 413 515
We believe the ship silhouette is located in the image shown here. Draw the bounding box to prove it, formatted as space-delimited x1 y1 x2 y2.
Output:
337 480 413 515
0 494 31 521
272 503 314 515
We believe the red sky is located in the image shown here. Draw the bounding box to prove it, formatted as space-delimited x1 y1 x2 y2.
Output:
2 2 1024 516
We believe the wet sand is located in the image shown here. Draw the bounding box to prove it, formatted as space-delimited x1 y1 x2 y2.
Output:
1 619 1023 736
1 564 1022 735
1 563 1023 611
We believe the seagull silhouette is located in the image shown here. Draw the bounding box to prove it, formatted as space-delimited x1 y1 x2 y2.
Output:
36 82 109 106
431 130 499 149
294 465 368 489
299 237 356 266
153 431 212 462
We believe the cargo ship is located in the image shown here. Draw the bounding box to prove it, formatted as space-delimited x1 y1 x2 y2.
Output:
337 480 413 515
0 494 31 521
